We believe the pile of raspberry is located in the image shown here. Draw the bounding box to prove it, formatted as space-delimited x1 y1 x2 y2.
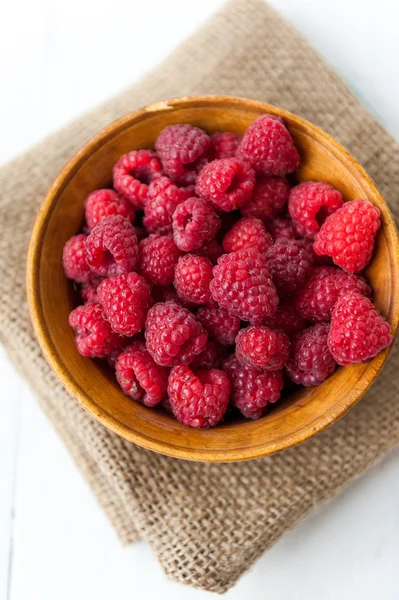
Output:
63 115 392 429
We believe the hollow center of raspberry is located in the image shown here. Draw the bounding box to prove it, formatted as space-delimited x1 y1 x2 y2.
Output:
130 166 153 185
225 172 242 195
316 206 329 228
93 249 113 270
182 213 193 229
128 377 145 401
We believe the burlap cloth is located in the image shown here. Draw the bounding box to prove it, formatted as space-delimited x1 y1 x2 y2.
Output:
1 0 399 593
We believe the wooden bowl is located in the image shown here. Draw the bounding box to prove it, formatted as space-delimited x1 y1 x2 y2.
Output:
26 96 399 462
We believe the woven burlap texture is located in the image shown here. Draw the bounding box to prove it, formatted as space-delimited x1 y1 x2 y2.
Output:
1 0 398 593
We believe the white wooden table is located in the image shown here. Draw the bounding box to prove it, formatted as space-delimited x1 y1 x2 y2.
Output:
1 1 399 598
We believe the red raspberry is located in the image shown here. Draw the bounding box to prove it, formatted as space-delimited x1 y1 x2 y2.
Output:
80 276 103 303
97 272 152 336
236 115 300 176
211 131 242 159
241 176 290 220
236 325 290 370
85 189 135 229
223 355 283 419
266 239 313 297
288 181 343 238
115 341 169 407
193 239 224 264
263 300 306 336
167 365 230 428
86 215 138 276
155 124 212 185
145 303 208 366
138 234 182 285
195 157 255 212
172 197 221 251
68 303 121 358
197 305 240 345
210 248 278 323
222 217 273 254
143 176 194 235
113 149 162 209
267 217 298 241
313 200 381 273
295 266 371 322
190 340 226 369
174 254 213 305
285 323 336 386
328 293 392 365
295 237 333 266
63 234 91 283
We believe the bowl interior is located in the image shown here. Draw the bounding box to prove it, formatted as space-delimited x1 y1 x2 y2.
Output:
28 97 399 461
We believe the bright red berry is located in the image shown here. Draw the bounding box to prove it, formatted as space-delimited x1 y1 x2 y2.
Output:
236 325 290 370
266 239 313 297
288 181 343 238
241 176 290 220
174 254 213 305
113 149 162 209
69 303 121 358
86 215 138 276
263 299 306 336
143 176 194 235
172 197 221 251
222 217 273 254
196 305 241 345
267 217 298 241
285 323 336 386
138 234 182 285
63 234 91 283
211 131 242 159
195 157 255 212
85 189 135 229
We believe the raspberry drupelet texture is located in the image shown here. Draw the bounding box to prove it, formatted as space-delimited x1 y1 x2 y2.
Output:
193 239 224 264
113 149 162 209
174 254 213 305
211 131 242 159
210 248 279 323
267 217 298 241
138 234 182 285
68 303 121 358
263 299 306 335
145 302 208 366
155 124 212 185
223 355 284 419
172 197 221 251
85 189 135 229
85 215 138 276
143 176 194 235
222 216 273 254
236 115 300 176
97 272 152 337
63 234 91 283
313 199 381 273
190 340 226 369
115 341 169 407
266 239 313 297
288 181 343 238
295 266 371 322
328 292 392 365
80 276 103 304
196 305 241 345
241 176 290 220
196 157 255 212
285 323 336 386
236 325 290 370
167 365 230 428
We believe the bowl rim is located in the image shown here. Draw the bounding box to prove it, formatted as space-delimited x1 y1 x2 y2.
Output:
26 95 399 462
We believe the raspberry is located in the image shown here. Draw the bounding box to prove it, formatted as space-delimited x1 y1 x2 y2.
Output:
223 355 283 419
266 239 313 297
195 157 255 212
86 215 138 276
236 325 290 370
288 181 343 238
68 303 121 358
295 237 333 266
236 115 300 176
174 254 213 305
241 176 290 220
138 234 182 285
80 276 103 303
63 234 91 283
285 323 336 386
193 239 224 264
328 293 392 365
211 131 242 159
143 176 194 235
113 149 162 209
197 305 241 345
267 217 298 241
85 189 135 229
155 124 212 185
172 197 221 251
115 341 169 407
313 200 381 273
295 266 371 322
210 248 278 323
167 365 230 428
97 272 152 337
190 340 226 369
145 302 208 366
263 300 306 336
222 217 273 254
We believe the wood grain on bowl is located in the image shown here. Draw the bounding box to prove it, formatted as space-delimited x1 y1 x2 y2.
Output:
26 96 399 462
